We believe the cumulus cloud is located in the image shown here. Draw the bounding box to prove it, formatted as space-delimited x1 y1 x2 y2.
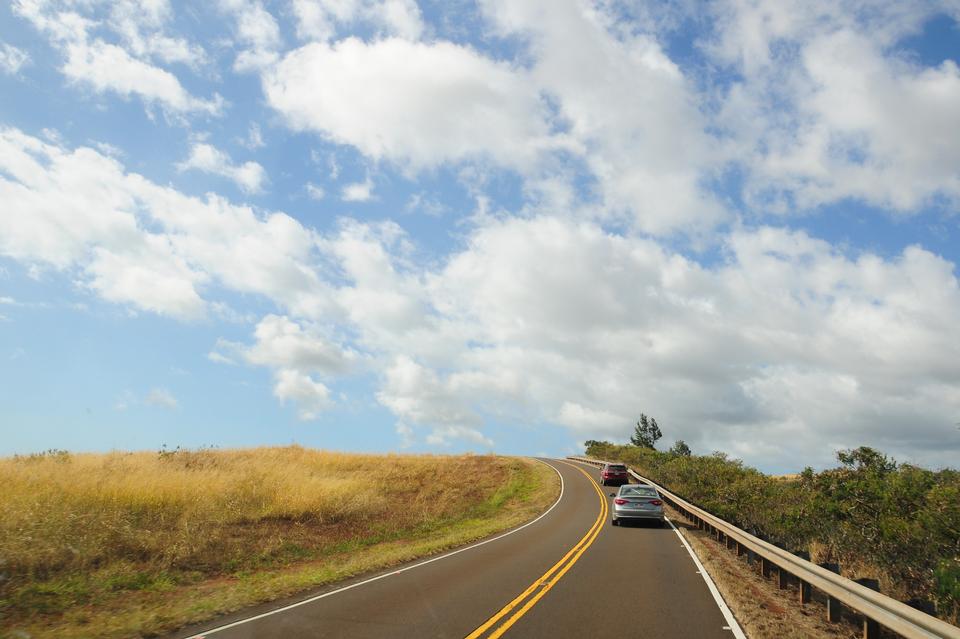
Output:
315 216 960 469
479 0 726 233
272 369 332 420
263 37 559 170
0 127 329 320
218 0 281 71
709 0 960 212
257 0 960 234
13 1 221 116
178 142 267 193
211 314 354 419
341 177 373 202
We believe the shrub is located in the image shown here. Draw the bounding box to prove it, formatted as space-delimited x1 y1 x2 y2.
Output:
584 441 960 623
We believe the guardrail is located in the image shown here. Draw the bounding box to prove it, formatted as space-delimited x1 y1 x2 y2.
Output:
567 455 960 639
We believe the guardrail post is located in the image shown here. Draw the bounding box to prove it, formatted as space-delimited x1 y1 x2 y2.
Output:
736 541 746 557
820 563 842 622
726 536 736 550
778 567 790 590
793 551 811 603
855 578 880 639
761 556 774 579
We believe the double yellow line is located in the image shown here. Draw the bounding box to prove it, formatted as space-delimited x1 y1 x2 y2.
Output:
464 462 607 639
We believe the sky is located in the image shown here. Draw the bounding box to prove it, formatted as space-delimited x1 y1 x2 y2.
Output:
1 0 959 473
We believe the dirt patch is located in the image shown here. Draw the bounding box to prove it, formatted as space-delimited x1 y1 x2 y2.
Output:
667 505 862 639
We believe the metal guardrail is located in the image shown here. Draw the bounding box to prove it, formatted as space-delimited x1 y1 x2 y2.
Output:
567 455 960 639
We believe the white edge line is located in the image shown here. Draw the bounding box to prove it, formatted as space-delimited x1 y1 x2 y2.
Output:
568 458 747 638
668 518 749 639
182 458 565 638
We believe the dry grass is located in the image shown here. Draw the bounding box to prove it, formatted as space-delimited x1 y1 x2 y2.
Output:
667 505 861 639
0 446 558 638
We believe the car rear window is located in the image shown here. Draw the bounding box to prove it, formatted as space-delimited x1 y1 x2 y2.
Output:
608 464 626 471
621 486 657 497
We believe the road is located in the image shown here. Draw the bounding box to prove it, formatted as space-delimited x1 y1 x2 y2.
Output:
173 459 741 638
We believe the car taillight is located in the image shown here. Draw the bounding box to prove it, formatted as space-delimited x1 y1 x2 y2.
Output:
649 499 662 506
614 498 628 505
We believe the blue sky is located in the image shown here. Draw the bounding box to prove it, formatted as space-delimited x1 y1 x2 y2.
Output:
1 0 959 472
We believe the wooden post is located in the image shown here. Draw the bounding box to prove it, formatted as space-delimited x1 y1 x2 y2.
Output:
820 563 841 622
737 542 746 557
778 567 790 590
799 579 812 604
761 557 774 579
856 578 880 639
726 536 736 550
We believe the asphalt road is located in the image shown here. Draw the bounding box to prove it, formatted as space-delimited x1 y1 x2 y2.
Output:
173 459 738 639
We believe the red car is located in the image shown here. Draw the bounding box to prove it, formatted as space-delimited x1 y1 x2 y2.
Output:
600 463 629 486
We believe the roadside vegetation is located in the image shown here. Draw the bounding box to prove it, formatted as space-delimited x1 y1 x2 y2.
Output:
0 446 558 638
584 440 960 625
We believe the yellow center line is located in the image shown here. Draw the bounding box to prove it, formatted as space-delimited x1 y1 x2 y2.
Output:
463 461 607 639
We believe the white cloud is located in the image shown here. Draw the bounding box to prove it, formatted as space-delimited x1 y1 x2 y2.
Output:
84 237 209 319
211 315 354 419
305 215 960 468
0 43 30 75
557 402 626 433
145 387 178 409
264 37 558 171
178 142 267 193
218 0 281 71
291 0 424 42
107 0 207 67
340 177 373 202
306 183 325 200
479 0 727 234
0 127 330 320
13 1 220 116
709 0 960 212
273 369 332 419
240 314 353 374
207 351 235 365
426 425 494 448
63 39 222 115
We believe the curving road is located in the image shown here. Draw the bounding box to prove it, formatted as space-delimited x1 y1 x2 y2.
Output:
172 459 741 639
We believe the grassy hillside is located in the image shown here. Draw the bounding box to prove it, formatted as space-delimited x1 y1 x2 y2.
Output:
0 446 558 638
584 441 960 624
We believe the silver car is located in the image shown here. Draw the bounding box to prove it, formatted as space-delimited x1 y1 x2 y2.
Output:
610 483 664 526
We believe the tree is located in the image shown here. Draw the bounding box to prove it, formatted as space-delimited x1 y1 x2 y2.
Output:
630 413 662 449
669 440 692 456
583 440 612 455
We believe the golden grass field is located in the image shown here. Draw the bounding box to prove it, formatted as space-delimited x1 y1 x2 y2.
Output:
0 446 558 639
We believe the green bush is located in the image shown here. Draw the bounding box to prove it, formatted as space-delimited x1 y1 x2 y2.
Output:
583 441 960 623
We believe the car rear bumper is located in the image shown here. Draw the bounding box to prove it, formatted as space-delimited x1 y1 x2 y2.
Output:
612 509 664 521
